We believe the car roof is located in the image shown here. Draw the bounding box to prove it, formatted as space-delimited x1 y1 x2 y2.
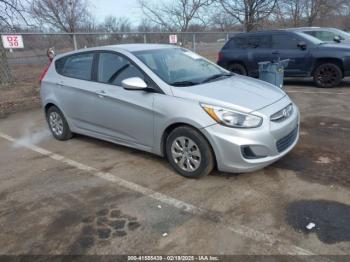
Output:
54 44 176 59
109 44 175 52
284 27 340 32
284 27 321 31
232 30 295 37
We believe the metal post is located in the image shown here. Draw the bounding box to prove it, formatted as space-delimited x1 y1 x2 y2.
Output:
192 33 196 52
73 34 78 50
226 33 229 42
143 33 147 43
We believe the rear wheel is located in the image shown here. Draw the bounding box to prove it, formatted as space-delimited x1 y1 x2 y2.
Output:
166 126 214 178
313 63 342 88
46 106 73 141
228 63 247 75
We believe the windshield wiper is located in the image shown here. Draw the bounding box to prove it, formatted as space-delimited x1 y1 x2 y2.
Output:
170 80 199 87
201 73 233 84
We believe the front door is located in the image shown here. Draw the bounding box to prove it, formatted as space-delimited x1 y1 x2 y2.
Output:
271 33 311 77
88 52 155 150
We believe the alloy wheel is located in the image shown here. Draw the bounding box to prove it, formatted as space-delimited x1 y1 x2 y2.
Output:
316 65 339 87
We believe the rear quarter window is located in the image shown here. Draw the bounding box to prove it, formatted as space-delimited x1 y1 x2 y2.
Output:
55 53 94 81
247 35 271 48
224 37 247 49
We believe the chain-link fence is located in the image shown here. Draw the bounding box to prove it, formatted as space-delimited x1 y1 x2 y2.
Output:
0 32 237 88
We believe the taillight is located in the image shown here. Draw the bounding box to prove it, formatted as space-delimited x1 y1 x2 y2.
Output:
39 62 51 84
217 51 223 62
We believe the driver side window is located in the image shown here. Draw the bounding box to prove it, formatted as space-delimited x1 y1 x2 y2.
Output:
97 52 144 86
272 34 299 49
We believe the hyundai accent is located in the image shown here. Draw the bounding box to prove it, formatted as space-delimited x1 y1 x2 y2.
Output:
40 44 299 178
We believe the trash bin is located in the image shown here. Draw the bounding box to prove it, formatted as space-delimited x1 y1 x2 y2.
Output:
258 59 289 88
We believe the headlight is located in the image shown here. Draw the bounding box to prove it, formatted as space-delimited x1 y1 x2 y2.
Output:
201 104 262 128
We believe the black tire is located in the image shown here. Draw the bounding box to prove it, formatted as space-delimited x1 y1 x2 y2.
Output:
46 106 73 141
165 126 214 178
228 63 247 75
313 63 342 88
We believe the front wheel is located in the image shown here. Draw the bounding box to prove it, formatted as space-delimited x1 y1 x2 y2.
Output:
166 126 214 178
313 63 342 88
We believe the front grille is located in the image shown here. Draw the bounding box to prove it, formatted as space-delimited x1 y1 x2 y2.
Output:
276 125 298 153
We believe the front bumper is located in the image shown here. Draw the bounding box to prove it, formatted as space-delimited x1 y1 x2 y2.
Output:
202 97 300 173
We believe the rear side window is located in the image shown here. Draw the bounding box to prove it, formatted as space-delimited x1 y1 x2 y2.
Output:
247 35 271 48
225 37 247 49
56 53 93 80
97 52 145 86
304 31 316 37
272 34 299 49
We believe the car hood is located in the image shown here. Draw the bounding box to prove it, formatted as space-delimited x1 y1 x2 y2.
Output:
171 75 286 113
319 42 350 50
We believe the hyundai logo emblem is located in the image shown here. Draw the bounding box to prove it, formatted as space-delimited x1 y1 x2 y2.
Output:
282 106 292 118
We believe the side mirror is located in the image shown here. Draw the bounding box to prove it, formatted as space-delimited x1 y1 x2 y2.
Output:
297 41 307 50
334 36 341 43
121 77 148 90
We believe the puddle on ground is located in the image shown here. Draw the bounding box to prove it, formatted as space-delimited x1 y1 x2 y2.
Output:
286 200 350 244
273 117 350 187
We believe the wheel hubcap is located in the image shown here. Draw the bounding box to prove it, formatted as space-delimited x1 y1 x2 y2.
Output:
171 136 201 172
317 66 338 86
49 112 64 136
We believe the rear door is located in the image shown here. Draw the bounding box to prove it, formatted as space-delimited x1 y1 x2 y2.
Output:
219 36 249 69
54 52 97 130
271 33 311 76
246 35 273 77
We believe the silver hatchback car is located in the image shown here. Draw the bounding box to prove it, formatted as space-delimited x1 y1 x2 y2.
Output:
40 44 299 178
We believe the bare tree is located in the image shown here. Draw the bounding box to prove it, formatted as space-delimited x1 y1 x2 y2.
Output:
103 16 131 33
139 0 213 32
274 0 304 27
210 10 239 31
101 16 132 44
301 0 346 26
217 0 277 32
30 0 90 33
302 0 326 26
0 0 30 86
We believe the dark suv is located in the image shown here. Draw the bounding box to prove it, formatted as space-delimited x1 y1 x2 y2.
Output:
217 30 350 87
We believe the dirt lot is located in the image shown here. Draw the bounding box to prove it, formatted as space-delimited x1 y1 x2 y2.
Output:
0 77 349 260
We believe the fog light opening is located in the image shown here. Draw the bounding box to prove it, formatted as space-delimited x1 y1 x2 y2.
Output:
241 146 267 159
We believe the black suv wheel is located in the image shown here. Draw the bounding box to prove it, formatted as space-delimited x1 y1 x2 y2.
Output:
228 63 247 75
313 63 342 88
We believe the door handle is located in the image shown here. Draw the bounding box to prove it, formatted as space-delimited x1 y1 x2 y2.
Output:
272 51 280 55
96 90 106 98
56 82 65 87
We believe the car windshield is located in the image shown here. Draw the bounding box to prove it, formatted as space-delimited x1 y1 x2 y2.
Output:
133 48 231 86
296 32 325 45
330 28 350 39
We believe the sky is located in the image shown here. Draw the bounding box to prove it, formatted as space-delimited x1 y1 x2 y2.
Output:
89 0 143 24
